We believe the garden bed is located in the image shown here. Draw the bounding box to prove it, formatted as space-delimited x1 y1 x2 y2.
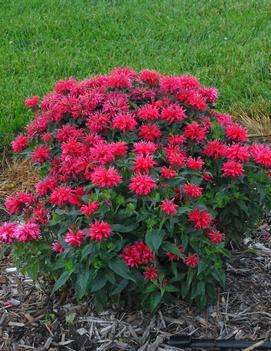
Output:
1 223 270 351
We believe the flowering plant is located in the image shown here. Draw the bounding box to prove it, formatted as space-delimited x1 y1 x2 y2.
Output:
1 68 271 311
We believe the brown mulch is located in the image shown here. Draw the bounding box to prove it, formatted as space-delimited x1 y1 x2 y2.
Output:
0 158 39 198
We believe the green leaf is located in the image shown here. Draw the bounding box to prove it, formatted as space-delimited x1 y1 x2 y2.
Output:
144 284 159 294
76 270 94 298
64 260 74 273
145 229 165 253
162 242 181 256
81 244 93 259
178 207 191 214
91 274 107 292
52 271 71 293
190 176 202 185
65 312 76 324
28 262 39 280
108 257 135 282
111 279 128 295
197 260 208 275
149 292 162 312
165 284 179 293
111 223 139 233
54 209 66 215
211 268 225 287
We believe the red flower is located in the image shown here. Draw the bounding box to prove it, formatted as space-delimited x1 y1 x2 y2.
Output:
54 78 77 94
36 177 58 197
143 266 158 280
188 208 212 229
91 166 122 188
112 113 137 133
184 122 206 142
41 132 53 142
165 146 186 167
140 70 160 85
15 222 41 242
168 134 186 146
103 92 129 116
133 155 157 174
52 241 64 253
89 220 112 241
50 186 81 206
184 253 199 268
177 91 207 111
222 161 244 177
87 112 110 133
32 204 49 225
178 75 200 89
107 72 132 89
186 156 204 170
226 124 247 142
160 76 183 93
161 104 186 124
11 134 28 153
203 171 214 183
215 113 233 127
165 245 184 261
183 183 203 198
138 123 161 141
5 192 36 215
56 124 83 142
64 228 85 247
80 201 99 216
198 87 219 104
120 240 154 267
25 95 39 108
207 229 224 244
160 199 178 215
0 222 17 244
129 174 157 196
250 144 271 167
31 145 51 163
89 142 115 165
203 140 226 159
160 167 177 179
112 142 128 157
225 144 250 162
133 141 157 155
138 104 159 121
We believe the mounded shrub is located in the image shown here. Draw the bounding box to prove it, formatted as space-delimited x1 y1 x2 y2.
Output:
1 67 271 311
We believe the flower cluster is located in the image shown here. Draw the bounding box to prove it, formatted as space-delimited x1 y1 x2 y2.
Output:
3 67 271 310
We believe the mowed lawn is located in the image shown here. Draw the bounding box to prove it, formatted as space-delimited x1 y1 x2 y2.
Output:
0 0 270 149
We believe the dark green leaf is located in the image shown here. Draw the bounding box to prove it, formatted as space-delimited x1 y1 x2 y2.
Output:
111 223 139 233
52 271 71 293
145 229 165 253
91 274 107 292
162 242 181 256
108 257 135 282
211 268 225 287
149 292 162 312
76 270 94 298
111 279 128 295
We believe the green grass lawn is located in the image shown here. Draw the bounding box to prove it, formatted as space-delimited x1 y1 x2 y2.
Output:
0 0 270 149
